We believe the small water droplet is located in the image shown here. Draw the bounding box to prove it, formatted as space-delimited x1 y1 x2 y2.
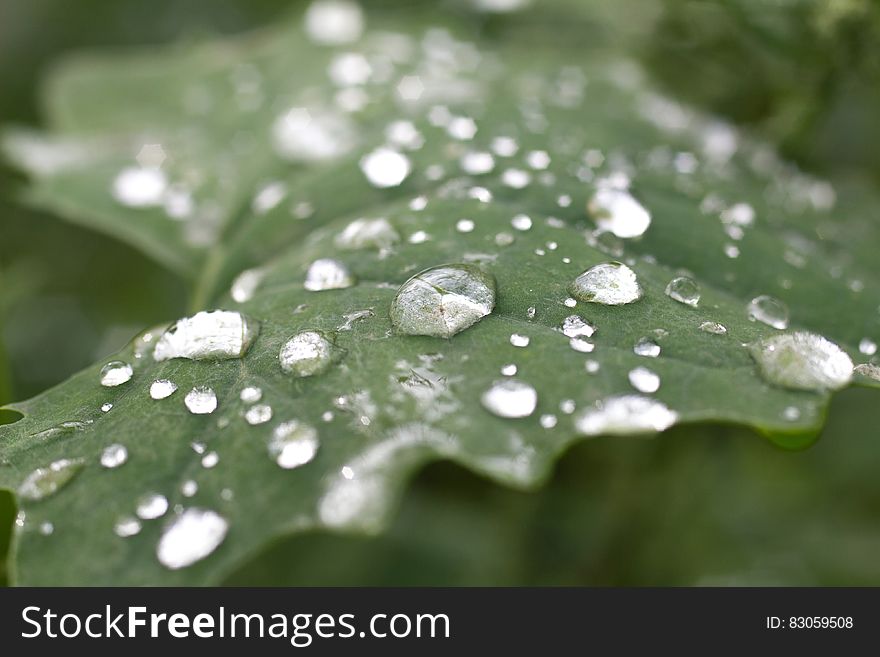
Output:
360 147 411 188
240 386 262 403
150 379 178 400
460 151 495 175
665 276 700 307
245 404 273 426
511 214 532 231
153 310 258 361
480 379 538 418
280 330 338 376
588 182 651 238
510 333 530 347
699 321 727 335
136 493 169 520
304 258 356 291
859 338 877 356
184 386 218 415
112 167 167 207
540 414 558 428
230 268 264 303
569 337 594 353
269 420 320 469
101 403 113 413
114 516 142 538
628 366 660 393
633 337 661 358
303 0 364 45
782 406 801 421
561 315 596 338
501 168 531 189
272 107 355 162
750 331 853 391
335 217 400 250
747 295 789 330
576 395 677 436
585 359 600 373
18 458 84 501
100 444 128 469
571 262 642 305
500 363 518 376
100 361 133 387
156 508 228 570
456 218 475 233
390 264 496 338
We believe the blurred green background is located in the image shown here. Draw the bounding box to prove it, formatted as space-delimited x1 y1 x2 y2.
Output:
1 0 878 586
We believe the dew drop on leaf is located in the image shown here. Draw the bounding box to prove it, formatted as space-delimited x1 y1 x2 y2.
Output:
628 366 660 393
510 214 532 231
230 268 264 303
561 315 596 338
390 264 496 338
184 386 218 415
633 337 661 357
588 183 651 238
153 311 258 362
269 420 320 469
747 295 789 330
100 361 133 387
460 151 495 175
100 444 128 469
136 493 169 520
665 276 701 307
749 331 853 391
571 262 642 305
360 147 411 188
304 258 356 291
480 379 538 418
510 333 530 347
18 458 84 501
858 338 877 356
244 404 273 426
699 321 727 335
271 107 355 162
303 0 364 45
156 508 228 570
114 516 142 538
150 379 178 400
575 395 678 436
279 330 337 377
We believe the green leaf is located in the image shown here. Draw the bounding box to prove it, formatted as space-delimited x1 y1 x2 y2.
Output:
2 3 879 585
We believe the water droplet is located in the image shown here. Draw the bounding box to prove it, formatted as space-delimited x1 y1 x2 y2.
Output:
628 366 660 393
153 310 258 361
136 493 168 520
100 444 128 469
571 262 642 305
101 403 113 413
699 321 727 335
576 395 678 436
114 516 142 538
272 107 355 162
304 258 356 291
588 184 651 238
540 414 558 428
480 379 538 418
230 268 264 303
240 386 262 403
269 420 320 469
100 361 133 387
633 337 661 358
303 0 364 45
112 167 167 207
150 379 178 400
456 218 475 233
782 406 801 421
156 508 228 570
184 387 218 415
335 217 400 250
510 333 530 347
501 363 518 376
859 338 877 356
501 168 531 188
460 151 495 175
245 404 273 426
511 214 532 231
750 332 853 391
280 330 338 376
665 276 700 307
561 315 595 338
747 295 789 330
390 264 496 338
201 451 219 468
360 147 411 188
18 458 84 501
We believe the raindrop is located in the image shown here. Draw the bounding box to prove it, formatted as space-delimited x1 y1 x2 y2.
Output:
540 414 558 428
181 480 198 497
153 310 258 361
480 379 538 418
511 214 532 231
390 264 496 338
699 321 727 335
303 0 364 45
240 386 262 403
150 379 178 400
571 262 642 305
783 406 801 421
304 258 356 291
136 493 169 520
501 168 531 188
156 508 228 570
575 395 677 435
633 337 661 358
101 403 113 413
201 451 219 468
272 107 355 162
585 359 600 373
750 331 853 391
569 337 594 353
114 516 142 538
561 315 595 338
184 387 218 415
269 420 320 469
100 444 128 469
100 361 133 387
335 217 400 250
245 404 273 426
39 522 54 536
588 183 651 238
112 167 167 208
360 148 411 188
18 458 84 501
665 276 700 307
280 330 338 377
628 366 660 393
747 295 789 330
510 333 530 347
456 218 475 233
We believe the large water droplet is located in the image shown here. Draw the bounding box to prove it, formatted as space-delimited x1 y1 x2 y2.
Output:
18 458 84 501
749 331 853 391
240 386 262 403
858 338 877 356
390 264 496 338
279 330 337 377
304 258 355 291
360 148 411 188
150 379 178 400
628 366 660 393
480 379 538 418
665 276 700 307
335 217 400 251
100 444 128 469
570 262 642 305
156 508 228 570
303 0 364 45
100 361 133 387
575 395 678 436
747 295 789 330
230 268 264 303
269 420 320 469
136 493 169 520
588 183 651 238
184 386 218 415
153 310 258 362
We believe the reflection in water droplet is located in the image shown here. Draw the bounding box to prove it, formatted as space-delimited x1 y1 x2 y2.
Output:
750 331 853 391
280 331 337 377
150 379 178 400
269 420 320 469
699 321 727 335
628 366 660 393
153 311 258 361
136 493 169 520
304 258 356 291
184 387 218 415
100 361 133 387
747 295 789 329
665 276 700 307
18 458 84 501
100 444 128 469
156 508 228 570
114 516 142 538
576 395 677 436
571 262 642 305
335 217 400 250
303 0 364 45
501 363 517 376
588 183 651 238
633 337 661 357
245 404 273 426
112 167 167 207
390 264 495 338
360 148 411 188
481 379 538 418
